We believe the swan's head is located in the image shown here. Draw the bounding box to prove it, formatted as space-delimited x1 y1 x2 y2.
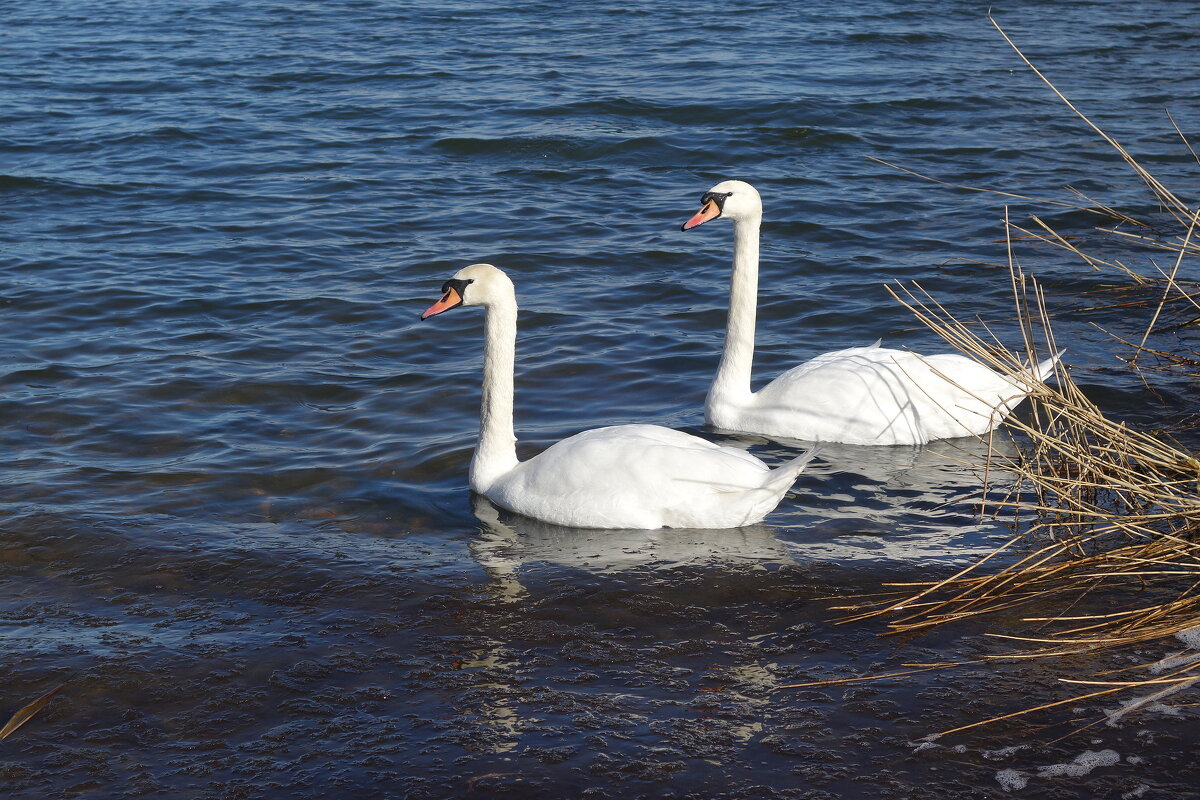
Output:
420 263 514 320
680 179 761 231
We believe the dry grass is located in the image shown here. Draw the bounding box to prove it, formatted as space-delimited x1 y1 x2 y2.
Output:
787 19 1200 737
839 260 1200 736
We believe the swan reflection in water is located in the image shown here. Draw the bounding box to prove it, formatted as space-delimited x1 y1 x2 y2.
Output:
744 430 1021 564
464 495 798 754
467 428 1019 591
469 493 796 594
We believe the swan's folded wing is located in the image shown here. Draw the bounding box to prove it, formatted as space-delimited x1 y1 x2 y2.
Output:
749 347 928 444
749 347 1037 444
488 425 778 529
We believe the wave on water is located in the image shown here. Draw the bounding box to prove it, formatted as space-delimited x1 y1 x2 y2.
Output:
4 0 1200 796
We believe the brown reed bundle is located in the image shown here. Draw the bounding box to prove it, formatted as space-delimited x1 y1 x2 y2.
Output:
828 261 1200 736
793 19 1200 736
804 237 1200 734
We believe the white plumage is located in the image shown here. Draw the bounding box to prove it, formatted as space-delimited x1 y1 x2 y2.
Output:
720 343 1059 446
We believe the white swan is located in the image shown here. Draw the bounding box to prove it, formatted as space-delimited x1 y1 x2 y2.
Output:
420 263 818 529
681 179 1060 446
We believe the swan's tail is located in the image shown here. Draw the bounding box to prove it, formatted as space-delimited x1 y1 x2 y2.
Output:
765 447 822 489
1033 349 1065 383
988 349 1066 425
1006 349 1065 387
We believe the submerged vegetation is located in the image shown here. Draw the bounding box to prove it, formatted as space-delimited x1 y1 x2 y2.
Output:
825 19 1200 735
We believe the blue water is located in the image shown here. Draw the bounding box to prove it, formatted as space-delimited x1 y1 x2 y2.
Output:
3 1 1200 797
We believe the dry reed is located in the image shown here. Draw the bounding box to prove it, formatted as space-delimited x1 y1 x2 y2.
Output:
794 18 1200 736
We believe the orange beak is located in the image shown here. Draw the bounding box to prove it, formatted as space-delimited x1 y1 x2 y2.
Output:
681 199 721 231
420 286 463 320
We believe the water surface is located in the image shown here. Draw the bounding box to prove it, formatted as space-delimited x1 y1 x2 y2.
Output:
3 1 1200 797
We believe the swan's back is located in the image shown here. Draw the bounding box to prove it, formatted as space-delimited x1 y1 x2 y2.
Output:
732 346 1035 445
487 425 790 529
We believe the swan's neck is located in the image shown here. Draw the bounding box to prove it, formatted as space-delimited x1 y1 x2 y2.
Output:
710 216 760 409
470 302 520 493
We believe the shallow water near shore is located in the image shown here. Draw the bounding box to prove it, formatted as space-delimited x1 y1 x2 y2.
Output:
4 1 1200 797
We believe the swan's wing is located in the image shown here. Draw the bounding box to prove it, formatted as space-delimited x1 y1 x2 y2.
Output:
918 352 1027 398
750 348 1027 443
767 345 901 381
517 425 767 493
489 425 775 529
912 352 1048 437
756 346 926 418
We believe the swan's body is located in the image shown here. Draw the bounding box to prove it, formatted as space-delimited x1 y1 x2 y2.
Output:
709 342 1057 446
487 424 810 529
420 263 817 529
682 180 1059 446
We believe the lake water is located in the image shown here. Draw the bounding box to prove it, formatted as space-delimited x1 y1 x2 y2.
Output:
3 1 1200 797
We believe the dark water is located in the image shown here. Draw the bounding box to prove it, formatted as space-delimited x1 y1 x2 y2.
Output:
4 1 1200 797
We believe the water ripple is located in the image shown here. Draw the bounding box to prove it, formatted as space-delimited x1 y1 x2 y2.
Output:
4 0 1200 795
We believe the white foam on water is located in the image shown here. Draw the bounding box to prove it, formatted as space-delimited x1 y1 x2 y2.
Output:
1106 676 1200 726
1147 627 1200 675
1148 649 1200 675
983 744 1029 761
1176 626 1200 651
1035 749 1120 779
995 768 1028 792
